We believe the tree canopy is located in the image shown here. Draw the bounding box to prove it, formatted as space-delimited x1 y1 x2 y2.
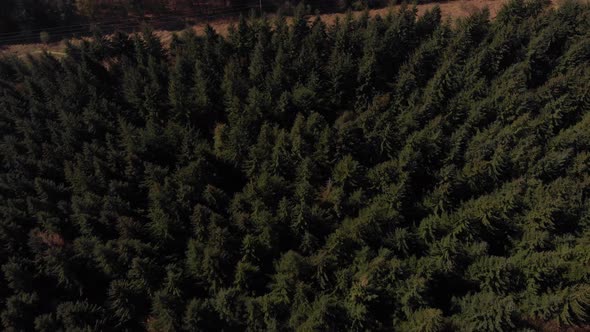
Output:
1 1 590 330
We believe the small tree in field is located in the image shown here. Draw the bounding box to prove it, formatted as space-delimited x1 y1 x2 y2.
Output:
40 31 51 44
76 0 97 18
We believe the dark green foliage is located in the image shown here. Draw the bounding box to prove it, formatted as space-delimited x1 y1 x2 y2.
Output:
1 1 590 330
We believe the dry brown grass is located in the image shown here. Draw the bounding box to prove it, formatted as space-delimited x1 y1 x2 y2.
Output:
0 39 80 59
0 0 524 58
317 0 507 25
156 0 509 46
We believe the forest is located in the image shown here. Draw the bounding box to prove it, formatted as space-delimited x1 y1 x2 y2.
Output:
1 0 590 330
0 0 353 37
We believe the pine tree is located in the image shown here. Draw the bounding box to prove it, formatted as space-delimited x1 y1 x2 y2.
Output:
0 3 589 331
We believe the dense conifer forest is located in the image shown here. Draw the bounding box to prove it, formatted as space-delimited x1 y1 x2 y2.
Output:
1 0 590 330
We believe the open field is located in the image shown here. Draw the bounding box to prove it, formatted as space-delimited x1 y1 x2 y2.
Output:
0 0 510 58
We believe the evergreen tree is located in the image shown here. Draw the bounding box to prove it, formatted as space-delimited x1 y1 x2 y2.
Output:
0 3 589 330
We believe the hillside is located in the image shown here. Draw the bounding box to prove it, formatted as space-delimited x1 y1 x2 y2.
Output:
1 0 590 331
1 0 508 58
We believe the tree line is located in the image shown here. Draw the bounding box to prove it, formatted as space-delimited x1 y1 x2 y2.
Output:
1 0 590 330
0 0 221 36
0 1 413 39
